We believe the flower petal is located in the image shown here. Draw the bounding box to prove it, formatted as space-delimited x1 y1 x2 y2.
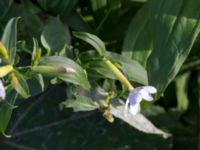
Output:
128 91 143 105
124 97 129 116
130 103 141 115
142 86 157 94
0 80 6 100
140 89 153 101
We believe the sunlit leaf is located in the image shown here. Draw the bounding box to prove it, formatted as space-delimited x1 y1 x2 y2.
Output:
11 73 30 99
73 32 106 56
175 73 190 111
1 17 20 64
36 56 91 90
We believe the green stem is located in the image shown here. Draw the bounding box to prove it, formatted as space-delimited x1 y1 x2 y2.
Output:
103 58 134 91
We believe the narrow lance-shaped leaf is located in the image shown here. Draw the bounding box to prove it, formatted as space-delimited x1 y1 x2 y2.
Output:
34 56 91 90
11 73 30 99
73 32 106 56
0 89 17 135
32 37 40 66
1 17 20 64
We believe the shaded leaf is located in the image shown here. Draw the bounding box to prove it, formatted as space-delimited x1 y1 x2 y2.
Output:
37 0 78 16
60 96 99 112
0 0 13 16
41 17 70 52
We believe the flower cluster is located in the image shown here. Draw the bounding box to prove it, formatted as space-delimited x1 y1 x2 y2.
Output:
125 86 157 115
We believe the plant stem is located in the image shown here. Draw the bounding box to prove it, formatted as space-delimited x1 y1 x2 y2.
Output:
103 57 134 91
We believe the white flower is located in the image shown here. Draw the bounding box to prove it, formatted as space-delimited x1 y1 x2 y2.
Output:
0 79 6 100
125 86 157 115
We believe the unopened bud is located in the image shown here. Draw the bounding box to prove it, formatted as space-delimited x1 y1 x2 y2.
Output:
0 42 9 59
0 65 13 78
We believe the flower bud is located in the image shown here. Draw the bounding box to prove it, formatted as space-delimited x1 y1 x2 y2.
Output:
0 65 13 78
0 42 9 59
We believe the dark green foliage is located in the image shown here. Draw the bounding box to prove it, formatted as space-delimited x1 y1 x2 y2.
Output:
0 0 199 149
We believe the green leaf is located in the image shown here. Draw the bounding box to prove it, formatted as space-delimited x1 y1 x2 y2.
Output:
79 51 148 84
122 2 152 67
41 17 71 52
73 32 106 56
27 74 47 96
147 0 200 98
0 89 17 134
106 51 148 85
11 73 30 99
66 11 91 32
38 56 91 90
123 0 200 98
60 96 99 112
175 73 190 111
37 0 78 16
32 37 41 66
1 17 20 64
111 99 170 138
0 0 13 17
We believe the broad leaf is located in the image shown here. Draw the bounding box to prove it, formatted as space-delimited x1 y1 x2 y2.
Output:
1 17 20 64
60 96 99 112
122 2 152 67
147 0 200 98
111 99 170 138
41 17 71 52
123 0 200 98
73 32 106 56
37 56 90 90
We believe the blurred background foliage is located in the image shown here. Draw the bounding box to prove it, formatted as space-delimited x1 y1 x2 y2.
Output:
0 0 199 149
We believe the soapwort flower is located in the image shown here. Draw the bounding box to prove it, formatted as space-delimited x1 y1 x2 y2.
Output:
0 79 6 100
125 86 157 115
